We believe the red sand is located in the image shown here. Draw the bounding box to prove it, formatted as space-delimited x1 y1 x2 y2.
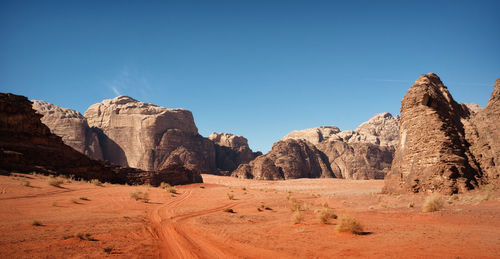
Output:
1 173 499 258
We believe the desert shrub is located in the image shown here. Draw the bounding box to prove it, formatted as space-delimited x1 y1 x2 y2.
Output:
336 215 363 234
103 247 114 254
223 208 234 213
76 233 97 241
90 179 104 187
227 193 234 200
20 180 31 187
200 186 205 189
47 177 63 187
408 202 414 208
32 220 43 226
257 207 262 212
292 210 304 224
62 234 74 240
160 182 177 194
241 186 247 191
289 198 304 212
422 193 444 212
317 207 337 224
130 190 150 203
79 197 89 201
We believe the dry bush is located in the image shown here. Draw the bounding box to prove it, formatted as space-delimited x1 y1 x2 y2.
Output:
223 208 234 213
32 220 43 226
422 193 444 212
289 198 305 212
227 193 234 200
408 202 414 208
130 190 150 203
76 232 97 241
103 247 114 254
292 210 304 224
317 207 337 224
47 177 63 187
79 197 89 201
90 179 104 187
336 215 363 234
20 180 31 187
160 182 177 194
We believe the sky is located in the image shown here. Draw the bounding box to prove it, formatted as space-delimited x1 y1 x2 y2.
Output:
1 0 499 153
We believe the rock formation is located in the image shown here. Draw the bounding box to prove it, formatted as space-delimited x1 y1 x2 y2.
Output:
278 113 399 180
233 138 333 180
209 132 260 174
84 96 216 173
32 100 103 160
0 93 202 185
384 73 499 194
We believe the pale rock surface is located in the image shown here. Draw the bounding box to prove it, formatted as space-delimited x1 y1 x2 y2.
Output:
84 96 216 173
32 100 103 160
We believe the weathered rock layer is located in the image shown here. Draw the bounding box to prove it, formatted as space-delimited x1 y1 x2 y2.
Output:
0 93 202 185
384 73 499 194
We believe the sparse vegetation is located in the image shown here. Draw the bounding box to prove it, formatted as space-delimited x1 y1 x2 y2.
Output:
20 180 31 187
160 182 177 194
257 207 262 212
32 220 43 226
408 202 415 208
422 193 444 212
289 198 305 212
47 177 64 187
224 208 235 213
79 197 89 201
103 246 114 254
227 193 234 200
76 232 97 241
336 215 363 234
241 186 247 191
130 190 150 203
62 234 74 240
292 210 304 224
90 179 104 187
317 207 337 224
200 186 205 189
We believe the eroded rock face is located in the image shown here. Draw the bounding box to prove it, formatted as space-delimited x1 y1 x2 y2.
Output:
232 139 333 180
209 132 259 174
84 96 216 173
280 113 399 179
383 73 492 194
0 93 202 185
32 100 103 160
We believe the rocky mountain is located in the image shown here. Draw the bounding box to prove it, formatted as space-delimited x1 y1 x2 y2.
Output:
0 93 202 185
32 100 103 160
232 139 332 180
233 113 399 180
384 73 499 194
209 132 261 174
84 96 216 173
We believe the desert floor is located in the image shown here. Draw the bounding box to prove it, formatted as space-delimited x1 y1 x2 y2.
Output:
0 173 499 258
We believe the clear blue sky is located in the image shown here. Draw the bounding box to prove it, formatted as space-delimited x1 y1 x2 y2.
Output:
1 0 499 152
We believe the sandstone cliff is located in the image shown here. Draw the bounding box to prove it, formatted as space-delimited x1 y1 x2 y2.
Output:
32 100 103 160
0 93 202 185
384 73 499 194
84 96 216 173
279 113 399 179
209 132 260 174
232 139 332 180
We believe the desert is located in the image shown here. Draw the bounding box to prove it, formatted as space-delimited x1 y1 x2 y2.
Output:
2 1 500 258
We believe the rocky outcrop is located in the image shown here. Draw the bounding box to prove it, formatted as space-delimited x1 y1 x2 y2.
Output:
384 73 499 194
0 93 202 185
232 139 333 180
84 96 216 173
209 132 260 174
280 113 399 180
32 100 103 160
